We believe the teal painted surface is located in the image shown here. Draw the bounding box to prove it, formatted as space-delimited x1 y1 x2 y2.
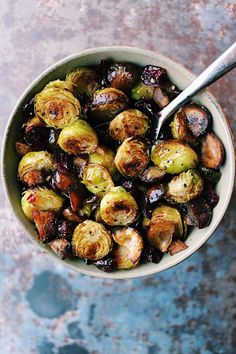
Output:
0 1 236 353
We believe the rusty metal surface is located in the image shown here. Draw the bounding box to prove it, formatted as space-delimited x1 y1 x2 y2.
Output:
0 1 236 353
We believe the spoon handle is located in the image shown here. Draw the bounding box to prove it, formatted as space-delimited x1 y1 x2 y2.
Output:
154 41 236 140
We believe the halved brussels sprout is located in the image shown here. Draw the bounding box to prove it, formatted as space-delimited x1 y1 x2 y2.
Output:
89 88 129 121
200 132 224 169
35 86 81 129
114 137 150 177
44 79 73 92
109 109 150 142
88 145 116 176
21 187 64 220
151 140 198 174
170 108 196 144
72 220 113 261
130 81 154 100
146 204 183 252
18 151 52 184
58 119 98 154
100 186 139 226
112 227 144 269
81 164 114 195
107 63 139 92
181 103 210 137
166 169 204 204
139 166 166 184
65 67 99 96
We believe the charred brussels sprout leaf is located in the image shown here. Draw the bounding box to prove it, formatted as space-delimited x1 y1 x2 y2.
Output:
131 82 155 101
66 67 99 97
112 227 144 269
81 164 114 195
107 62 139 92
115 137 150 177
58 119 98 154
166 169 204 204
100 186 139 226
21 187 64 220
200 132 224 169
151 140 198 174
89 88 129 121
88 145 116 176
34 85 81 129
72 220 113 261
109 109 150 142
18 151 52 186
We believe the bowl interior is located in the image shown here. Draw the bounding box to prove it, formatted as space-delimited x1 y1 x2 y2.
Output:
2 46 235 279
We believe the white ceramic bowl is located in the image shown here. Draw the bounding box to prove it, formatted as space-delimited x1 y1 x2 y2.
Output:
2 46 235 279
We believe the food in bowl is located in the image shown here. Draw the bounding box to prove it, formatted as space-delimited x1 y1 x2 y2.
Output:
14 59 224 272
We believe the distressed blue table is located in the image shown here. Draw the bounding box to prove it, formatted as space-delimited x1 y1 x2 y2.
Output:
0 1 235 353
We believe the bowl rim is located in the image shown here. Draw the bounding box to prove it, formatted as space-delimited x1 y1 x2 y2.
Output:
1 45 235 279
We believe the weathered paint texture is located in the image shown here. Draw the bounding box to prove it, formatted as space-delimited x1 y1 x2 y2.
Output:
0 1 236 353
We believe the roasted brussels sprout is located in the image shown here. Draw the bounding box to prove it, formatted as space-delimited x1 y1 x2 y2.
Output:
44 79 73 92
100 186 139 226
139 166 166 184
114 137 150 177
89 88 129 121
170 108 196 144
72 220 113 260
153 86 170 108
58 119 98 154
180 103 210 137
21 187 64 220
81 164 114 195
130 82 154 101
34 86 81 129
151 204 183 237
88 145 116 176
109 109 150 141
200 132 224 169
107 62 139 92
151 140 198 174
168 240 188 256
50 238 71 259
65 67 99 96
112 227 144 269
18 151 52 185
166 169 204 204
32 210 57 243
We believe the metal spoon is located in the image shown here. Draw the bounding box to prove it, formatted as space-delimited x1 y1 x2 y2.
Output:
153 41 236 140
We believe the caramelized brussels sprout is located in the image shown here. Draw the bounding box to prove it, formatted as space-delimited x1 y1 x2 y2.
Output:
49 238 71 259
72 220 113 260
88 145 116 176
130 82 154 101
18 151 52 185
170 108 196 144
89 88 129 121
146 204 183 252
166 169 204 203
81 164 114 195
65 67 99 96
151 140 198 174
32 210 57 243
21 187 64 220
109 109 150 141
58 119 98 154
35 86 81 129
168 240 188 256
107 62 139 92
153 87 170 108
112 227 144 269
200 132 224 169
114 137 150 177
180 103 210 137
139 166 166 184
100 186 139 226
